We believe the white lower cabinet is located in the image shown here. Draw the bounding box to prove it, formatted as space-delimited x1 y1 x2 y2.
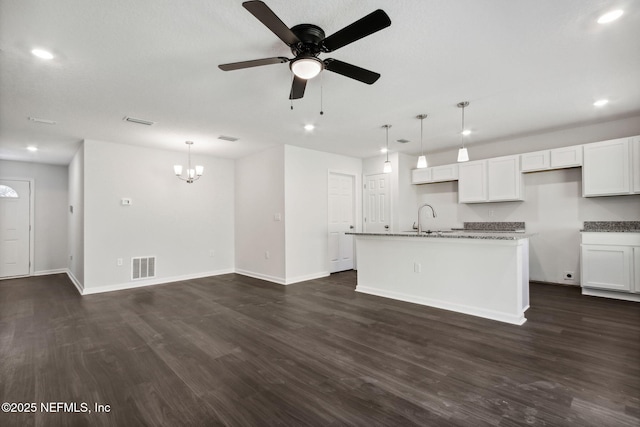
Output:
581 245 632 291
581 232 640 301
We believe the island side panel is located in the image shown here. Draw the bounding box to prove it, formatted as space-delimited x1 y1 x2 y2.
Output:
354 236 528 325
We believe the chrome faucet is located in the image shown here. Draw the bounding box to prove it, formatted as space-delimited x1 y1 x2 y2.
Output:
417 203 437 233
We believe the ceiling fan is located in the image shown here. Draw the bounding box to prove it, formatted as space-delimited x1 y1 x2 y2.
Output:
218 1 391 100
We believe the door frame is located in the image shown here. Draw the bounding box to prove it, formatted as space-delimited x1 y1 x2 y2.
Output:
0 177 35 277
327 170 361 270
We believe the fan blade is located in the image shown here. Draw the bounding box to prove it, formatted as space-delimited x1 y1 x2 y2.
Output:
322 9 391 52
219 57 289 71
289 75 307 99
324 59 380 84
242 1 300 46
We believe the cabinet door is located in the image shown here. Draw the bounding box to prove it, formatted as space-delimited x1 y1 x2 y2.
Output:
551 145 582 169
632 137 640 194
458 161 487 203
521 150 550 172
411 168 431 184
431 164 459 182
488 155 523 201
583 138 631 196
581 244 632 291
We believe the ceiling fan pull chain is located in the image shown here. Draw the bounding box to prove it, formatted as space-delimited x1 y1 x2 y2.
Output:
320 71 324 115
290 72 294 110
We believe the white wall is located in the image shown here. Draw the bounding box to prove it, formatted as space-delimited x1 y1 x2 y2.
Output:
82 139 234 291
235 145 286 282
68 145 84 285
0 159 69 274
284 145 362 283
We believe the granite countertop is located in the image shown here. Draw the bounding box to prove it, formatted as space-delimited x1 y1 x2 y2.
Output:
580 221 640 233
346 231 533 241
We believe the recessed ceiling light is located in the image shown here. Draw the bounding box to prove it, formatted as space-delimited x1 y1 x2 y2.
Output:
597 10 623 24
27 146 38 152
593 99 609 107
380 147 388 153
31 49 54 60
304 124 315 131
461 129 471 136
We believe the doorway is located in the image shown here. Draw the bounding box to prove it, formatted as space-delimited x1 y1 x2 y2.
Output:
328 172 355 273
0 179 31 278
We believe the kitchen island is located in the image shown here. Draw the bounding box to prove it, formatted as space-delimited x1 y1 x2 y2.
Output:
348 231 532 325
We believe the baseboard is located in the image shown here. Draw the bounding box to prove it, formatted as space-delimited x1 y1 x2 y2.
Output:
80 268 235 295
356 285 526 326
34 268 68 276
581 287 640 302
65 269 84 295
284 271 330 285
235 269 287 285
530 280 579 287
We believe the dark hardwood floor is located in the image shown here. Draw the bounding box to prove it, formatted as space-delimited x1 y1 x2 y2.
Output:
1 272 639 426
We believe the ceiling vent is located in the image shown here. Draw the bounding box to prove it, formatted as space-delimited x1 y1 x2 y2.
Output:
28 116 57 125
397 139 410 144
218 135 239 142
123 116 156 126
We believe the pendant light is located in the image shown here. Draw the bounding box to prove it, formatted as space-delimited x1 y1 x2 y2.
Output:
416 114 428 168
174 141 204 184
382 124 392 173
457 101 470 162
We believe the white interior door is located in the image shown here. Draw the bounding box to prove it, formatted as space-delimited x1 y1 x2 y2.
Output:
328 172 355 273
0 180 31 277
364 173 390 232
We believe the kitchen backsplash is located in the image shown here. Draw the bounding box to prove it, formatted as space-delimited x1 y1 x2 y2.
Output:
463 222 526 231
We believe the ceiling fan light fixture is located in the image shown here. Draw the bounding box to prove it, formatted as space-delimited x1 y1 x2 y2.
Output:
597 10 623 24
291 57 323 80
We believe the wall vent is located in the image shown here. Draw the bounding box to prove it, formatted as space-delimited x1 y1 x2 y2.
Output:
123 116 156 126
131 256 156 280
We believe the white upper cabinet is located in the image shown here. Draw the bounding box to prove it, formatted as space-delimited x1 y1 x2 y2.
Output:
632 136 640 194
583 137 631 197
550 145 583 169
521 150 550 172
431 164 459 182
458 160 488 203
411 164 458 184
458 155 522 203
411 168 431 184
488 155 523 201
521 145 582 173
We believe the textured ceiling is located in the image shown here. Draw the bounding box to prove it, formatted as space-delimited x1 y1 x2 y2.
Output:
1 0 639 165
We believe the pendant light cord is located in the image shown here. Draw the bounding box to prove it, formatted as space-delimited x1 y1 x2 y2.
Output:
461 105 465 148
386 125 389 161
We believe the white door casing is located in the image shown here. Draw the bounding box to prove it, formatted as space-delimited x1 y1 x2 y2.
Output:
364 173 390 233
328 172 355 273
0 180 31 278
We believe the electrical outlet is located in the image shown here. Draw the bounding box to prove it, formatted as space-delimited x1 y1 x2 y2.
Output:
414 262 421 273
209 250 215 257
563 271 574 281
488 209 495 217
265 250 270 259
117 258 123 266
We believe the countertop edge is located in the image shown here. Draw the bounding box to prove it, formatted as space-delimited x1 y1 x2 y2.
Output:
346 232 534 241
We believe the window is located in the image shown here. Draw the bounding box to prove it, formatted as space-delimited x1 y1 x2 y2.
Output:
0 185 18 198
